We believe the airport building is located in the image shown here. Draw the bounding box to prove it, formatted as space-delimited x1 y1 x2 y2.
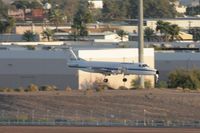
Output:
0 47 155 89
155 51 200 81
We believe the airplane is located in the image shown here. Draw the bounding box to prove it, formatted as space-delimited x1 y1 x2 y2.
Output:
67 48 159 83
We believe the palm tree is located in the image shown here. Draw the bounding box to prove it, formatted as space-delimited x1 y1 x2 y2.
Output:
5 17 16 33
156 20 172 41
144 27 155 42
22 30 37 42
116 29 127 42
157 20 182 42
49 9 64 32
42 28 54 41
168 24 181 41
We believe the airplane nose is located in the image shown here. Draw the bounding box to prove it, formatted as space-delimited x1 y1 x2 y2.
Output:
156 70 159 75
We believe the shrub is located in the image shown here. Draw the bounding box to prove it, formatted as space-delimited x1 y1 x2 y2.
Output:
84 88 94 95
80 80 93 90
39 85 57 91
131 78 153 89
2 88 15 92
145 80 153 89
65 87 72 93
93 79 104 92
156 81 168 88
168 69 200 90
22 30 37 42
15 87 25 92
81 79 108 92
26 45 36 50
65 86 72 91
27 84 39 92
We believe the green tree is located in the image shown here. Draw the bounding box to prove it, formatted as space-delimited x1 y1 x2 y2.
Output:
144 27 155 42
189 28 200 42
71 0 93 40
41 28 54 41
0 17 16 33
59 0 79 22
22 30 37 42
186 6 200 16
168 24 181 41
102 0 129 20
49 9 65 32
116 29 127 41
106 0 178 20
29 1 42 9
0 0 8 18
156 20 181 42
12 0 42 9
11 0 30 10
168 69 200 90
156 20 171 41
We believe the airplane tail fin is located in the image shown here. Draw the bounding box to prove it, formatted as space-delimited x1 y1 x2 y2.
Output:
69 47 78 60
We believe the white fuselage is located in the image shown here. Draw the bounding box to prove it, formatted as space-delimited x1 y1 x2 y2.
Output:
68 60 158 76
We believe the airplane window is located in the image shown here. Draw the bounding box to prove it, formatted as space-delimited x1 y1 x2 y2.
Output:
139 64 149 67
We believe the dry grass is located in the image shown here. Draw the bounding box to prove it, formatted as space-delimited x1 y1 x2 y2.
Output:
0 127 199 133
0 89 200 121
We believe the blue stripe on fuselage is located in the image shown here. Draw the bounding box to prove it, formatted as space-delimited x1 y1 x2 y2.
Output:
69 66 155 72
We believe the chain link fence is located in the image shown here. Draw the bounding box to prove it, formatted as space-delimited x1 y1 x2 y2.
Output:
0 109 200 128
1 119 200 128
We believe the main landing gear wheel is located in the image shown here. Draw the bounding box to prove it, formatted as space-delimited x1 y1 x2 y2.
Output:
123 78 127 82
103 79 108 83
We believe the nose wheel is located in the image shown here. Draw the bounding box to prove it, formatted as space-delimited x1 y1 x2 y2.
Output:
155 74 159 83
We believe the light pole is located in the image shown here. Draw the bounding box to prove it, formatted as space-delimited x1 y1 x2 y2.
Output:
46 110 50 121
90 110 93 120
138 0 145 88
17 109 20 123
144 109 146 126
31 110 35 122
118 110 121 121
104 110 107 122
75 110 78 120
1 110 5 120
61 109 64 120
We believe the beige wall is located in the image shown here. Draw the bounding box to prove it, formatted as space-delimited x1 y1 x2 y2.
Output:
78 48 155 89
15 25 44 35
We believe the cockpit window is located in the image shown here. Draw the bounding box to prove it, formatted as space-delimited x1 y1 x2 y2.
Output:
143 64 148 67
139 64 149 67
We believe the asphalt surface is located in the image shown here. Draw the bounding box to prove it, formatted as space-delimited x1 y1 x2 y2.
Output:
0 127 200 133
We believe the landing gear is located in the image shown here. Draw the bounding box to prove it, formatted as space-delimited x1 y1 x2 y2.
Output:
155 74 159 83
123 78 127 82
103 78 108 83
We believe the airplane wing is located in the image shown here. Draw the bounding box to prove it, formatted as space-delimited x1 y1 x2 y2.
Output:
91 67 126 75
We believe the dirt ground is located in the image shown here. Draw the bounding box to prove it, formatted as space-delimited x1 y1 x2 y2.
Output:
1 89 200 121
0 127 199 133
